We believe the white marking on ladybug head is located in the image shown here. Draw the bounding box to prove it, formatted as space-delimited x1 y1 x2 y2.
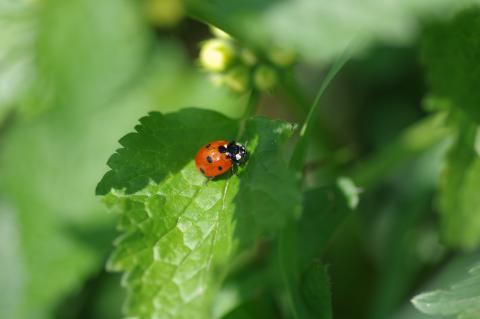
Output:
235 154 242 160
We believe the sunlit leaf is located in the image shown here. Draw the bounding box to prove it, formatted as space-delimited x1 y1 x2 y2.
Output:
98 109 299 318
0 0 36 120
412 264 480 318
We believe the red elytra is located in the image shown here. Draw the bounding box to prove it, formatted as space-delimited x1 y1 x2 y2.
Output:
195 140 232 177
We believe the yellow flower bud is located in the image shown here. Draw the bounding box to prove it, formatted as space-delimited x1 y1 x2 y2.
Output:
269 48 296 67
199 39 235 72
145 0 184 27
254 65 278 91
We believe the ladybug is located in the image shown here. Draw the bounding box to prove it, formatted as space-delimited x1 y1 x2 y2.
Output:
195 140 248 178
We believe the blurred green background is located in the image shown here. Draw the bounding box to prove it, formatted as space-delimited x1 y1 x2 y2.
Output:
1 0 479 318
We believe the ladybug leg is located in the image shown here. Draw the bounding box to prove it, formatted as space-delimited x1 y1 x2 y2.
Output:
231 164 239 176
202 176 215 186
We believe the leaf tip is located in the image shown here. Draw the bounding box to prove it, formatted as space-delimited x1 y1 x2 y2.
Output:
411 291 441 314
337 177 360 209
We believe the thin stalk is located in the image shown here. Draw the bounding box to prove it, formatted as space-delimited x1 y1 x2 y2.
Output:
280 72 334 153
237 90 260 140
242 89 260 120
289 50 351 172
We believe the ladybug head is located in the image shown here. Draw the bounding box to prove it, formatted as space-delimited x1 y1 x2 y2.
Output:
227 141 248 164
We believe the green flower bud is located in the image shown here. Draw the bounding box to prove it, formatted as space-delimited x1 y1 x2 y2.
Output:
269 48 296 67
240 48 258 66
224 66 250 93
253 65 278 91
209 26 231 39
199 39 235 72
145 0 184 27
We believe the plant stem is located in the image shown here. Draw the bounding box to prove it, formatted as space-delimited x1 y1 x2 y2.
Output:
242 89 260 120
289 50 351 172
300 54 350 138
280 72 335 153
237 90 260 140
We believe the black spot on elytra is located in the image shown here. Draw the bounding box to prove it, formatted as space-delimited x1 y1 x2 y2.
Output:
205 144 211 149
218 145 227 153
206 156 213 163
218 166 223 171
200 168 205 174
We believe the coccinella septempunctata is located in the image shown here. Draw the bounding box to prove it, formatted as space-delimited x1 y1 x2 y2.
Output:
195 140 248 178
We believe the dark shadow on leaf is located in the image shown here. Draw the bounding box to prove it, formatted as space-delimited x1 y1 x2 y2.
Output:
233 116 300 247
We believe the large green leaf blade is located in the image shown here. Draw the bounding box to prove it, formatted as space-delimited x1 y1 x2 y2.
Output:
106 162 237 318
97 109 300 318
0 25 244 318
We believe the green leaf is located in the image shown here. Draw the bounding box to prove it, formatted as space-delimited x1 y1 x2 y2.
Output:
31 0 151 112
0 26 242 318
187 0 476 63
0 0 36 120
213 265 273 318
221 297 277 319
300 262 332 319
275 182 355 319
289 51 349 173
368 188 438 319
96 109 239 195
438 118 480 250
0 202 24 319
236 116 300 241
422 8 480 250
412 264 480 318
421 8 480 124
98 109 299 318
0 0 153 316
105 163 237 318
297 183 356 268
